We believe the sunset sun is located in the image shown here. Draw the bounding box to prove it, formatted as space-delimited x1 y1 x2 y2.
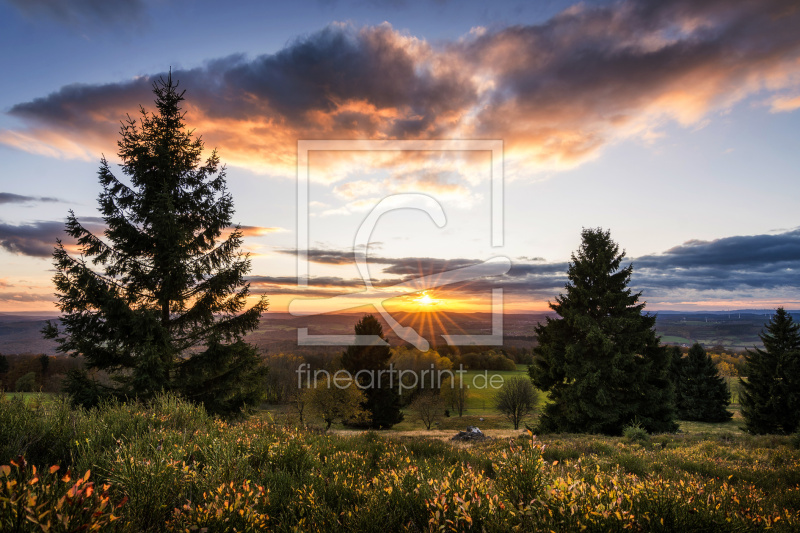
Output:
413 291 439 308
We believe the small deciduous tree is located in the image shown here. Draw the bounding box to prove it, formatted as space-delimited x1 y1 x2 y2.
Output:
15 372 36 392
674 343 732 422
42 74 268 416
290 385 308 427
305 380 368 430
410 391 442 430
0 354 8 375
740 308 800 434
495 377 538 430
442 376 468 417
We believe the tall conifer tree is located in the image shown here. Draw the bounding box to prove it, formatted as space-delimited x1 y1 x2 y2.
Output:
740 308 800 434
529 228 676 434
674 343 732 422
43 75 268 416
341 314 404 429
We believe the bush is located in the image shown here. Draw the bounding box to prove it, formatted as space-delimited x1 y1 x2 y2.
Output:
0 394 75 466
622 421 650 444
167 481 270 532
494 440 549 507
0 457 124 532
15 372 36 392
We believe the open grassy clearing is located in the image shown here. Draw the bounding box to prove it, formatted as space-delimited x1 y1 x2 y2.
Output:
659 335 693 344
1 391 57 404
262 365 747 435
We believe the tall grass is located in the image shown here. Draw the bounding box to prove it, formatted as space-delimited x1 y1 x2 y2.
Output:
1 391 799 532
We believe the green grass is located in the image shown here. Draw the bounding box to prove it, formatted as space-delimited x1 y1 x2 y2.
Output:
660 335 693 344
460 367 529 412
2 392 56 404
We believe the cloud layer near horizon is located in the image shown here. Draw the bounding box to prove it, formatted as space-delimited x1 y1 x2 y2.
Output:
0 219 283 258
2 217 797 305
3 0 800 184
0 192 60 205
244 228 800 303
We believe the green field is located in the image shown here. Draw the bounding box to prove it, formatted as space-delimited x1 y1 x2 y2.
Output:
659 335 693 344
459 365 531 413
2 392 55 403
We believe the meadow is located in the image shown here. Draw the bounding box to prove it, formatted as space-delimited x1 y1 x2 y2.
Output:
2 392 799 532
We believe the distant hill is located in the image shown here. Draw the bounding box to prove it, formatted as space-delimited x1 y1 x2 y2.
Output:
651 311 782 351
0 309 782 356
0 313 60 355
0 311 547 356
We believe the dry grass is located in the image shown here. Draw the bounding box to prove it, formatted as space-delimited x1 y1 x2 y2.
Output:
328 428 525 441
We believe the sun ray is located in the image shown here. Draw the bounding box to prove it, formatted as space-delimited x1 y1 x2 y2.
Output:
407 309 425 338
430 311 452 345
425 310 435 348
439 309 470 337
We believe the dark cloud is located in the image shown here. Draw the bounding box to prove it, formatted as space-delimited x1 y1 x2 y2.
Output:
282 247 568 278
0 193 60 205
0 215 271 259
268 228 800 299
7 24 473 137
464 0 800 160
636 230 800 271
247 275 373 288
294 249 356 265
8 79 152 135
6 0 148 29
0 291 54 303
632 230 800 291
0 221 68 257
6 0 798 171
280 248 483 276
0 218 105 258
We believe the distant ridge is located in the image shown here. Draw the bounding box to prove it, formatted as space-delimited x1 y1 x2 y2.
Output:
1 309 782 355
653 309 798 315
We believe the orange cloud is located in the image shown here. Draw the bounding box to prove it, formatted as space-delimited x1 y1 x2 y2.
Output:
2 1 800 180
238 225 287 237
770 93 800 112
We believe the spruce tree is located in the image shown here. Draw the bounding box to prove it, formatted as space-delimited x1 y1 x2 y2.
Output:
740 308 800 434
0 354 8 390
341 314 404 429
529 228 676 435
675 343 732 422
667 346 684 394
42 74 268 416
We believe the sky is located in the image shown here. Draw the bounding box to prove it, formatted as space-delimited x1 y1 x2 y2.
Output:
1 0 800 315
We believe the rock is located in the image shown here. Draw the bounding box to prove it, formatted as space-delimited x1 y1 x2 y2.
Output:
451 426 489 441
